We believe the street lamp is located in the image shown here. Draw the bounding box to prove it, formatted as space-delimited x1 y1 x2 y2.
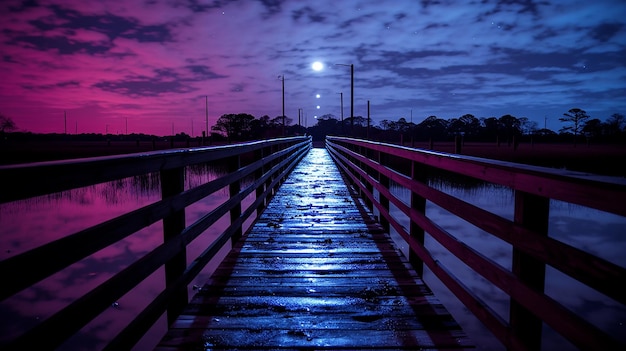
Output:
335 64 353 136
278 75 285 136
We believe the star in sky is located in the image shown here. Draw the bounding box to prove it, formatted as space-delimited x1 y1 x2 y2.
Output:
1 0 624 135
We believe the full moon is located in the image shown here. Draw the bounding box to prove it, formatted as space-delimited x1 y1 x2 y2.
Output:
312 61 324 71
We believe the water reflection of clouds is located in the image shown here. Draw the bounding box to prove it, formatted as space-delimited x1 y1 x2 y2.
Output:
386 181 626 350
0 167 232 349
549 201 626 268
0 177 162 259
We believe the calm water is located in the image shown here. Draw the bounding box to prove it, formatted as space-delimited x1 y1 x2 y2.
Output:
0 166 250 351
383 181 626 351
1 166 625 350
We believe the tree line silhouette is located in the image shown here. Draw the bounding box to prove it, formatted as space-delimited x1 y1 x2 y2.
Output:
1 108 624 144
210 108 626 144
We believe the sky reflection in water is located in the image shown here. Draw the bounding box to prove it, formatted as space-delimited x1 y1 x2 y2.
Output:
0 168 234 350
386 181 626 351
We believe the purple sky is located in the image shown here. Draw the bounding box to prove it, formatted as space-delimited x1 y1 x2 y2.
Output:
1 0 625 136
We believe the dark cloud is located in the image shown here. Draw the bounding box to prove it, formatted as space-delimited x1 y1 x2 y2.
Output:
292 6 327 23
186 65 229 80
258 0 284 16
94 76 195 97
184 0 238 12
21 80 81 91
7 0 39 13
230 83 245 92
501 0 544 15
338 12 377 29
590 22 624 42
31 5 173 42
9 34 110 55
93 66 227 97
2 55 19 63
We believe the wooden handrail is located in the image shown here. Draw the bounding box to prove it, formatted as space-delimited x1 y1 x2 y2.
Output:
326 136 625 351
330 136 626 217
0 136 311 350
0 137 305 204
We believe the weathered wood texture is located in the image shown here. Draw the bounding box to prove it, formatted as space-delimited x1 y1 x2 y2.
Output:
326 136 626 351
156 148 471 350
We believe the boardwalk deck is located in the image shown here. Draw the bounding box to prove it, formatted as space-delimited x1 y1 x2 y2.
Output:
156 148 472 350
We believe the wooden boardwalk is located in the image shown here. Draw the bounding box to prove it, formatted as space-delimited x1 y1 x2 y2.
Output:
156 148 471 350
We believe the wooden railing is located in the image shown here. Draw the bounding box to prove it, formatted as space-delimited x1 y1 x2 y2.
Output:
0 136 311 350
326 136 626 351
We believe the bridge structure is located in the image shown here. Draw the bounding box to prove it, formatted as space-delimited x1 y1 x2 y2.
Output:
1 136 625 350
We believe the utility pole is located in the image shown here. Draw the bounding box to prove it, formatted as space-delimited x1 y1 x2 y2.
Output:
279 75 285 136
205 95 209 141
64 110 67 134
349 65 354 136
335 64 354 136
338 92 344 135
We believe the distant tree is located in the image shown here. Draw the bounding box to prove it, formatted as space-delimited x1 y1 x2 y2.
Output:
395 117 410 133
534 128 557 137
249 115 274 139
582 118 604 138
519 117 538 135
605 113 625 136
347 116 367 127
559 108 590 145
499 114 521 136
418 115 448 140
0 114 16 133
459 114 480 136
481 117 500 139
211 113 255 140
379 119 394 131
318 114 337 121
272 115 293 128
308 115 340 140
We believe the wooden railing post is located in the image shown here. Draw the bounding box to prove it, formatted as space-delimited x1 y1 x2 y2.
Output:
378 151 390 232
229 155 243 243
255 147 267 213
160 167 187 326
410 161 427 276
363 146 374 211
360 148 374 211
510 190 549 350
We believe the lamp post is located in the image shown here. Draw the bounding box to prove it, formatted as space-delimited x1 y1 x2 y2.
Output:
335 64 353 136
337 92 344 134
278 75 285 136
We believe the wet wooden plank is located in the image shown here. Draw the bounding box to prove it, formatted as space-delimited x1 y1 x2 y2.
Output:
156 148 471 350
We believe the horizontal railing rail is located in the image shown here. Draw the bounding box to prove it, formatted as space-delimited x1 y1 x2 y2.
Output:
0 136 311 350
326 136 626 351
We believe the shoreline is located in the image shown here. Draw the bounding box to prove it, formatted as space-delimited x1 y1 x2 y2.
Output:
1 139 625 177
